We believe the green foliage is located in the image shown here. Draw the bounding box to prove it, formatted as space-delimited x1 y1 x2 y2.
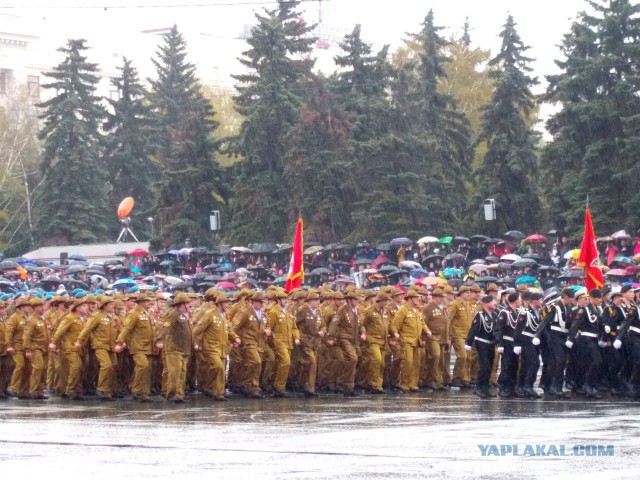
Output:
473 15 541 232
103 57 156 238
35 39 108 245
147 26 227 247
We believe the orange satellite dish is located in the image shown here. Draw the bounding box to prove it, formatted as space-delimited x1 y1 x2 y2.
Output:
117 197 135 219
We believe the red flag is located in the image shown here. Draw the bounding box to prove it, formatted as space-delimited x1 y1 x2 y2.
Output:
577 207 605 292
285 218 304 292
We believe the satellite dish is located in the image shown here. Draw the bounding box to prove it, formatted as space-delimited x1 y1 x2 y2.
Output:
117 197 134 219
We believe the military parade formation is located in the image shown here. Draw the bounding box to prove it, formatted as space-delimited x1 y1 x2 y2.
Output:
1 280 639 403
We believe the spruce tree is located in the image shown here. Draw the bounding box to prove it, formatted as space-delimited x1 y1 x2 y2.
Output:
227 0 316 243
36 39 108 245
103 57 156 238
147 26 226 246
473 15 541 232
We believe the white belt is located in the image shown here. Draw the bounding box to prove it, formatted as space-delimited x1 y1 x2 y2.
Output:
502 335 514 342
474 336 492 344
629 326 640 334
522 331 535 338
550 326 568 334
580 332 598 338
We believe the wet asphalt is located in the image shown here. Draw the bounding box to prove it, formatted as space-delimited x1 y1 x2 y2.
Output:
1 388 639 479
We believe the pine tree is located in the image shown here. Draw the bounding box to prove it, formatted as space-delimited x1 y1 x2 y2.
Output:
473 15 541 232
226 0 316 243
147 26 226 246
103 57 156 238
542 0 640 234
35 39 108 245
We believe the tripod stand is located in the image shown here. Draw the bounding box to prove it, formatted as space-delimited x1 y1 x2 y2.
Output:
116 217 139 243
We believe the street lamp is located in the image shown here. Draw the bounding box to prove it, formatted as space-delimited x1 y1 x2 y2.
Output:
147 217 154 238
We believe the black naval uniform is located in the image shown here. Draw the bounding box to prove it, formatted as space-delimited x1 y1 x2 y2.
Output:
494 306 519 397
465 308 496 398
601 303 625 394
616 303 640 397
515 306 542 398
567 303 603 398
535 301 572 395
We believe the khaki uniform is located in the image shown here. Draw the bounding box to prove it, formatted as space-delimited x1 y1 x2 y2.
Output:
384 301 403 387
390 303 430 391
45 309 63 391
116 306 154 399
77 310 117 396
266 304 300 392
295 304 326 393
226 300 247 390
52 312 85 395
156 306 192 400
0 314 9 396
23 312 49 396
5 311 31 395
232 306 268 395
449 298 473 384
317 303 338 389
422 302 449 387
360 305 389 390
327 304 359 391
193 305 237 399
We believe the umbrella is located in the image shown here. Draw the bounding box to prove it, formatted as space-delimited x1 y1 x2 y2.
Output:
379 265 400 274
109 265 130 271
453 236 470 243
559 269 584 279
611 230 630 239
612 256 633 265
500 254 521 262
443 268 463 277
511 259 538 268
484 238 504 245
515 276 537 285
401 260 422 269
606 269 633 277
22 264 40 273
497 277 514 285
102 259 123 266
563 249 580 260
470 259 486 265
423 254 444 264
304 246 324 255
389 237 412 248
160 259 175 266
129 248 149 257
41 275 63 283
67 264 87 274
113 278 136 287
470 234 489 242
310 268 331 275
597 236 613 243
503 230 525 240
68 254 88 262
251 242 278 254
417 236 439 244
173 281 193 290
409 268 428 278
485 256 500 263
538 266 559 272
362 268 378 274
469 264 489 275
114 251 129 257
444 253 465 261
333 275 355 284
521 253 543 260
416 276 446 286
164 276 183 285
474 276 500 283
215 281 237 289
355 258 372 266
0 260 19 270
377 242 391 251
525 233 546 243
272 276 288 284
438 236 453 244
231 246 252 253
203 264 219 270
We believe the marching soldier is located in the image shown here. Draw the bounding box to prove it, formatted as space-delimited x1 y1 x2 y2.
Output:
423 287 450 390
600 289 626 395
0 300 8 398
614 287 640 397
390 290 431 393
23 297 49 399
514 291 544 399
465 295 497 398
5 297 32 398
495 290 521 398
360 292 391 393
449 286 473 388
294 291 326 397
327 290 361 396
114 292 155 401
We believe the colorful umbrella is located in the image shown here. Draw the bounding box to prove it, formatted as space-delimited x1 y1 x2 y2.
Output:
129 248 149 257
606 269 633 276
215 281 237 288
611 230 630 239
438 236 453 244
417 236 439 244
525 233 546 243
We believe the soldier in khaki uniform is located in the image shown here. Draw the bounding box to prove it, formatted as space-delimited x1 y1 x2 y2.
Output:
5 297 33 397
0 300 8 398
294 291 326 397
191 289 218 391
360 292 392 393
316 290 341 391
327 291 360 396
50 297 89 399
193 291 238 401
75 296 117 400
115 292 155 401
384 287 405 389
226 289 251 393
45 297 67 393
286 289 307 390
232 291 269 398
265 289 300 397
390 290 432 392
23 297 49 399
449 286 474 387
155 292 192 403
423 287 450 390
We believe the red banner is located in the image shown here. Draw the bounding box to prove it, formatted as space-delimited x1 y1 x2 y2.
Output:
285 218 304 292
577 207 605 292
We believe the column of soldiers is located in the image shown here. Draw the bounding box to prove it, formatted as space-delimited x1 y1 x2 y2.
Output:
2 281 640 402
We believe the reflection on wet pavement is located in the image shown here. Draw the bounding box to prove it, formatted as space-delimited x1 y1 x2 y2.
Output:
1 389 639 479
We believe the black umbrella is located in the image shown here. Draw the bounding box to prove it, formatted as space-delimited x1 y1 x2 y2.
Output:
69 254 87 262
310 268 331 275
250 242 278 254
41 275 63 283
511 259 538 269
377 242 391 251
66 264 87 274
497 277 514 285
114 251 128 257
355 258 372 266
103 259 123 266
378 265 400 274
453 236 470 243
389 237 412 248
109 265 130 271
470 259 486 265
34 260 51 267
0 260 19 270
444 253 465 261
448 278 463 287
469 235 489 242
203 264 219 270
485 256 500 263
0 278 14 287
173 281 193 291
474 276 500 283
521 253 543 260
503 230 525 240
559 269 583 279
423 254 444 264
22 264 40 273
356 241 371 248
